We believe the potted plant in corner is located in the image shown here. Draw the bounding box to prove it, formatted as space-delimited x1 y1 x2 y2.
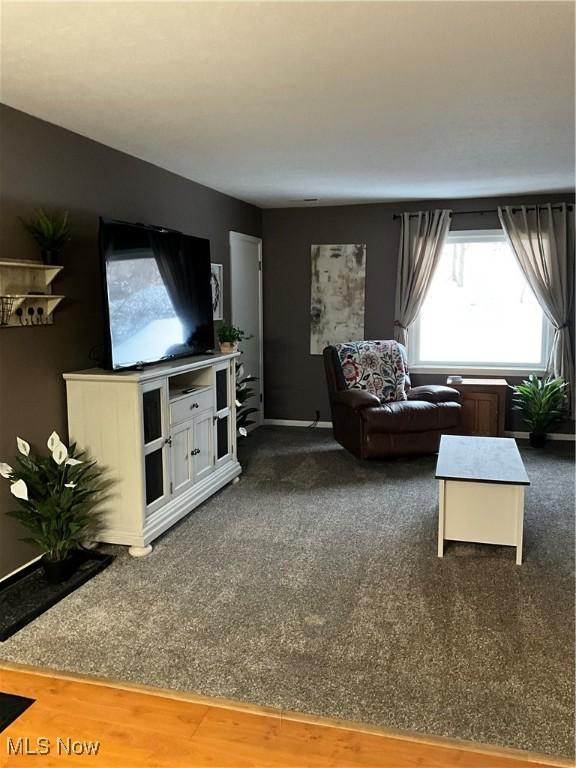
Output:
217 322 251 354
0 431 103 584
20 209 70 265
510 374 567 448
235 361 259 438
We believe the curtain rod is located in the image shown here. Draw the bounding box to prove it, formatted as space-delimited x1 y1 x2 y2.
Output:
392 204 573 220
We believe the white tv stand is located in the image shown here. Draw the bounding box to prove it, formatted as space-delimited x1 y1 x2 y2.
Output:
63 353 241 556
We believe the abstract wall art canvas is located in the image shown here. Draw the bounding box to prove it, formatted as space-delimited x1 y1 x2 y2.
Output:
310 244 366 355
210 263 223 320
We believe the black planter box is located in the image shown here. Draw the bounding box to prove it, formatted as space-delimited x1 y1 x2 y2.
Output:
0 549 113 642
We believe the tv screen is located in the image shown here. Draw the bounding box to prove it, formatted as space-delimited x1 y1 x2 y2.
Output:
100 219 214 370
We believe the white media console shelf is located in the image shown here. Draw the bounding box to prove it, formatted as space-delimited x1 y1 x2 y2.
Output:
63 352 241 556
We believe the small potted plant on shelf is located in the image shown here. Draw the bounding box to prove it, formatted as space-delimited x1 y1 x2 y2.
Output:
20 209 70 265
217 322 250 354
510 374 567 448
0 431 103 584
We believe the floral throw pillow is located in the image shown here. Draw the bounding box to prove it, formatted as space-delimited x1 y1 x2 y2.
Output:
335 341 410 403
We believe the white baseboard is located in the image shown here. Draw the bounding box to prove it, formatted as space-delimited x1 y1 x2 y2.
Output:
263 418 333 429
0 554 42 585
262 422 574 441
505 430 575 442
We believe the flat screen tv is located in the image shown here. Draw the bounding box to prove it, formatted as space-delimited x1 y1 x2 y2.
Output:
99 218 215 370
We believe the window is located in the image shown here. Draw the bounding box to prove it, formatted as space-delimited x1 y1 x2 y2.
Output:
410 230 550 372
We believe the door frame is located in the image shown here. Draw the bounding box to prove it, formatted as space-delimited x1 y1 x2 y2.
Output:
229 231 264 426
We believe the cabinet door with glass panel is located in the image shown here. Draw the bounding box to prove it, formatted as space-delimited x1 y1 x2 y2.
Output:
213 361 234 469
141 379 170 516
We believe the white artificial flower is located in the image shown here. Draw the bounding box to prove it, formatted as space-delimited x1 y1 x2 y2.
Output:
52 443 69 465
65 457 83 466
239 427 248 437
0 463 13 479
64 482 77 489
10 479 28 500
16 437 30 456
47 431 61 451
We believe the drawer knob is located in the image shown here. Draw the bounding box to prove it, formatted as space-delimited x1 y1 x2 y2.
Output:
190 402 199 409
191 448 201 456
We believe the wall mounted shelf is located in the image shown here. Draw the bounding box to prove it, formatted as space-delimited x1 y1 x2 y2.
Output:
0 260 64 327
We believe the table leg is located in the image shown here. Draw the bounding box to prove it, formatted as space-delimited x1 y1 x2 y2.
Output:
438 479 445 558
515 485 525 565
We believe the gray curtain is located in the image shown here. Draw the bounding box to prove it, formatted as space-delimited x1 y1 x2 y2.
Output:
149 230 198 345
498 204 575 409
394 209 452 347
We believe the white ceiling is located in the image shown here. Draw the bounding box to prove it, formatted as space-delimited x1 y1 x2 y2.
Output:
1 1 574 208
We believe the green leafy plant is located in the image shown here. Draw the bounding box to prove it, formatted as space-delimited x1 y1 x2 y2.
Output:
20 209 70 263
1 431 102 562
217 322 251 344
235 362 259 437
510 374 567 435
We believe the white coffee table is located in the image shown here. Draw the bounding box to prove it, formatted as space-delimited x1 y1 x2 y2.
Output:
435 435 530 564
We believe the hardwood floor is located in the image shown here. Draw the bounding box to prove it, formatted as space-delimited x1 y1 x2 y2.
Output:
0 663 570 767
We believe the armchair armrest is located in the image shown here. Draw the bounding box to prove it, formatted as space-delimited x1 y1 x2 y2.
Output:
332 390 381 411
408 385 461 404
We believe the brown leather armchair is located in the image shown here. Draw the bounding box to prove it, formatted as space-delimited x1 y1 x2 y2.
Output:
324 342 461 459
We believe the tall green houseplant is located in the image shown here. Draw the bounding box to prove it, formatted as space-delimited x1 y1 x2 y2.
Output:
1 431 103 582
510 374 567 448
236 361 259 437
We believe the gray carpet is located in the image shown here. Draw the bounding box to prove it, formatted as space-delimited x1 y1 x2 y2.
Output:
1 427 574 758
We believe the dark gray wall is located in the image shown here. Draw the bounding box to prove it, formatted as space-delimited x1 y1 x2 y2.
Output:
262 193 574 425
0 104 261 579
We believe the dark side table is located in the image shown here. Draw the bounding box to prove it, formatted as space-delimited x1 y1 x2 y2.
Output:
448 378 508 437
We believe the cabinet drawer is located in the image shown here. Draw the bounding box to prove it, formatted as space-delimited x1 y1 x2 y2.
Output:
170 390 213 425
